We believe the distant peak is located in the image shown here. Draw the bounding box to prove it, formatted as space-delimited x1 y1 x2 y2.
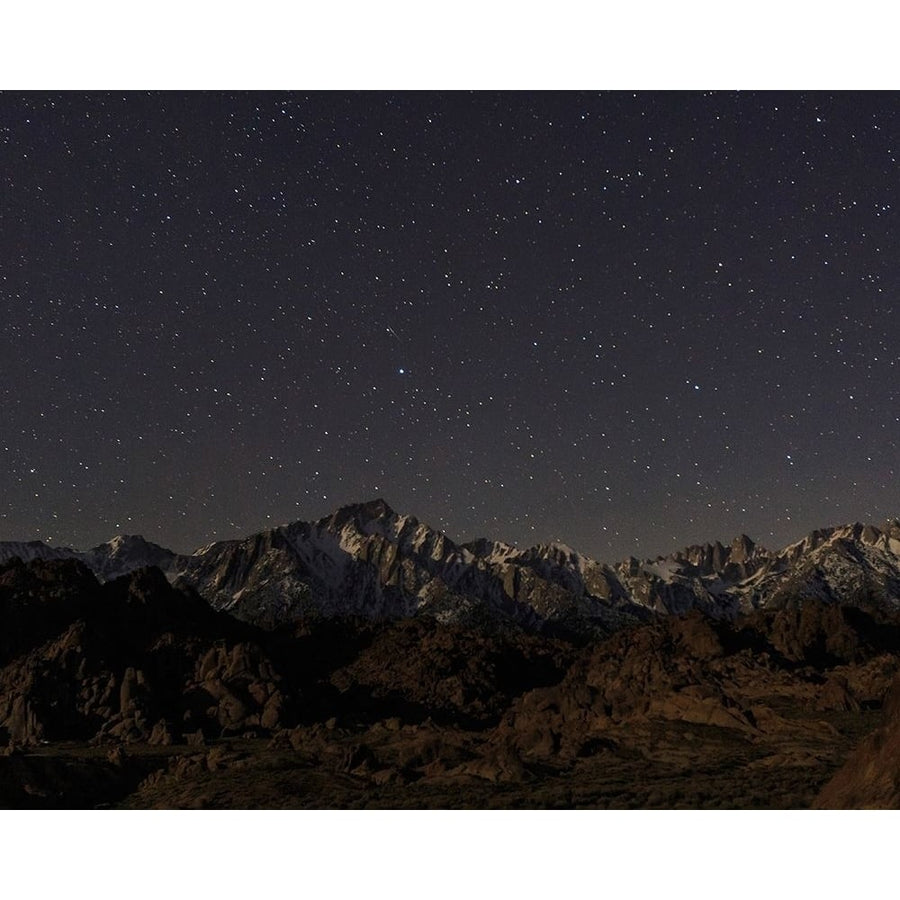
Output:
328 498 397 525
529 541 592 564
544 541 579 557
462 537 518 559
353 498 396 518
100 534 157 551
729 534 757 562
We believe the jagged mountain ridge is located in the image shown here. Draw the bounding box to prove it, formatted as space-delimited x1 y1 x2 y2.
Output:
4 500 900 635
0 534 186 582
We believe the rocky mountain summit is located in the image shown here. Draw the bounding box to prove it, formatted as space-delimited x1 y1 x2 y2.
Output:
5 501 900 638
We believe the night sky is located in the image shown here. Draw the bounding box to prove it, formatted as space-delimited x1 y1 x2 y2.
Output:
3 91 900 561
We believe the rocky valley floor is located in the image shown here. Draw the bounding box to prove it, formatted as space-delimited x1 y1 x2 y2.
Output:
0 706 883 809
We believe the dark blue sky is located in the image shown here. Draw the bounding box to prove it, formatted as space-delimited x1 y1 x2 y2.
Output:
3 91 900 560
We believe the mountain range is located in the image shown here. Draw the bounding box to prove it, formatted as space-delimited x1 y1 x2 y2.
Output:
5 500 900 807
5 499 900 636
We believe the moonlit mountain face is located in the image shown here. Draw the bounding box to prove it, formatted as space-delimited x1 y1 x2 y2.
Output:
5 499 900 636
3 92 900 563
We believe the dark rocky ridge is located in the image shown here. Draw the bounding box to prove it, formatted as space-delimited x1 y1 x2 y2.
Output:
813 669 900 808
0 558 289 748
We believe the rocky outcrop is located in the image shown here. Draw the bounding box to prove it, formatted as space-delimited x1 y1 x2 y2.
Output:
0 558 294 746
326 617 573 726
493 604 900 770
814 672 900 808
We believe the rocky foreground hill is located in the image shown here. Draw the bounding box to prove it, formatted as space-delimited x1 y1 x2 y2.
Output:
2 545 900 807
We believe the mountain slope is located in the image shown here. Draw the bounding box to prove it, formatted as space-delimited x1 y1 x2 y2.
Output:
173 500 648 635
0 535 183 582
5 503 900 635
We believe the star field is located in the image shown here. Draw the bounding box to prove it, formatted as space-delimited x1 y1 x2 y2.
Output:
2 91 900 560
